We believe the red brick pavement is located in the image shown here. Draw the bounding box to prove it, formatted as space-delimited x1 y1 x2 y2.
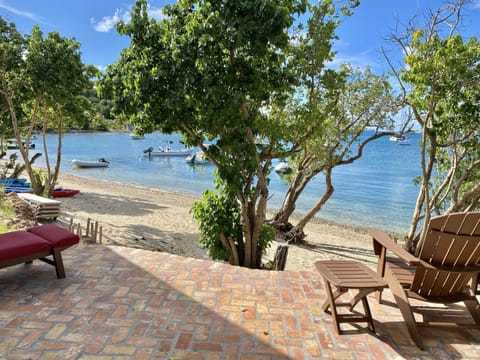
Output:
0 244 479 359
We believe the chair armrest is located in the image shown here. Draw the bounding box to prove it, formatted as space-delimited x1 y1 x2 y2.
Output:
368 229 420 266
420 262 480 273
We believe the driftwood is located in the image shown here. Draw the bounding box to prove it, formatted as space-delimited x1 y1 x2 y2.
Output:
273 244 289 271
11 153 42 178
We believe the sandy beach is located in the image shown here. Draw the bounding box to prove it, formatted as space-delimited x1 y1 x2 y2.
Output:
52 173 379 272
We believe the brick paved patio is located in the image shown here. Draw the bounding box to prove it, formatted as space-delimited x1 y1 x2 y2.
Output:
0 243 479 359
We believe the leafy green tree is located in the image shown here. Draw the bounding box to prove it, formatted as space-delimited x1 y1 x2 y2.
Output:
267 0 401 242
101 0 313 268
0 17 27 155
0 19 98 195
191 175 276 266
386 1 480 252
272 64 402 242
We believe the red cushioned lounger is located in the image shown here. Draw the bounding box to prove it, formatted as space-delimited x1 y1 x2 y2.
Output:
0 225 80 278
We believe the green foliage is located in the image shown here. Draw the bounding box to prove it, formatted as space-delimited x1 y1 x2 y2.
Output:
191 176 275 263
0 153 20 177
101 0 314 268
100 0 364 267
191 182 242 262
0 222 10 233
271 1 400 233
403 32 480 212
390 2 480 248
1 16 99 196
257 223 275 257
0 192 14 233
32 168 48 196
0 17 27 134
0 192 13 216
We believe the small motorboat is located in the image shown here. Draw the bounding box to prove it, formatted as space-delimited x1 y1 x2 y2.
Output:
51 188 80 198
186 151 209 165
396 137 411 145
7 138 35 149
390 135 410 144
72 158 109 168
143 142 193 157
274 161 291 175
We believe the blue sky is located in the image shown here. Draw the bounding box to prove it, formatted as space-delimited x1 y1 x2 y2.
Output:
1 0 479 73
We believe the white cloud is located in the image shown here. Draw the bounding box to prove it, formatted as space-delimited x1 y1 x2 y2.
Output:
472 0 480 9
0 0 44 23
91 5 165 33
95 64 107 73
147 6 165 21
327 50 385 72
91 8 131 33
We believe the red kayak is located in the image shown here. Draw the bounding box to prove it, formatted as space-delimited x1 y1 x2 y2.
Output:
51 189 80 198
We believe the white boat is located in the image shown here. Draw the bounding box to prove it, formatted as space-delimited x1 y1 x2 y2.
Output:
72 158 109 168
186 151 209 165
397 138 411 145
274 161 291 174
390 135 410 144
143 146 193 157
7 138 35 149
390 135 411 145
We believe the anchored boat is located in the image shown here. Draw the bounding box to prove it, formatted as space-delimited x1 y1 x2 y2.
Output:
72 158 110 168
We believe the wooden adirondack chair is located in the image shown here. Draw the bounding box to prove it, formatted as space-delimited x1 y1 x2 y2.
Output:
369 212 480 350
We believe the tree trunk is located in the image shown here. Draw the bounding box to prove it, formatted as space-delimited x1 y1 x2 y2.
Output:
5 95 40 193
46 117 63 196
240 192 268 268
273 172 312 225
220 233 240 266
238 173 269 268
406 127 437 254
11 153 42 178
287 167 334 243
239 126 270 268
273 244 289 270
271 154 316 227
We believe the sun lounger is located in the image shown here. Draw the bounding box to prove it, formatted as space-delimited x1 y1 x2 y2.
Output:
0 224 80 278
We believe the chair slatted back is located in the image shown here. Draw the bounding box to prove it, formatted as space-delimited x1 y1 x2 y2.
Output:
411 212 480 298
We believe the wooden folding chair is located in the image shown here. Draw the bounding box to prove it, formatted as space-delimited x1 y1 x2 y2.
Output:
370 212 480 349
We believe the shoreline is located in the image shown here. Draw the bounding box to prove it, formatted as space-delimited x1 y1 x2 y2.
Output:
50 172 379 271
57 171 372 232
28 131 417 233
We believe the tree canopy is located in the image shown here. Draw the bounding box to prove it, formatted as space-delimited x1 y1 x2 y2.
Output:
0 16 97 194
386 1 480 251
101 0 314 268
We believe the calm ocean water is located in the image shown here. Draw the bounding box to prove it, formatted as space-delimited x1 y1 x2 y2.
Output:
29 131 420 233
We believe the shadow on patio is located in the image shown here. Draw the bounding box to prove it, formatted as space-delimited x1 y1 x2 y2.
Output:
0 243 479 359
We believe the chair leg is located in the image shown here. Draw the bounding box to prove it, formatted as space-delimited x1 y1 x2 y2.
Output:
471 273 479 295
375 247 387 304
52 248 66 279
322 278 342 334
464 298 480 324
386 267 424 350
361 297 375 333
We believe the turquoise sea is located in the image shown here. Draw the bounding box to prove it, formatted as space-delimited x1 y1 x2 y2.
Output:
29 131 420 233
